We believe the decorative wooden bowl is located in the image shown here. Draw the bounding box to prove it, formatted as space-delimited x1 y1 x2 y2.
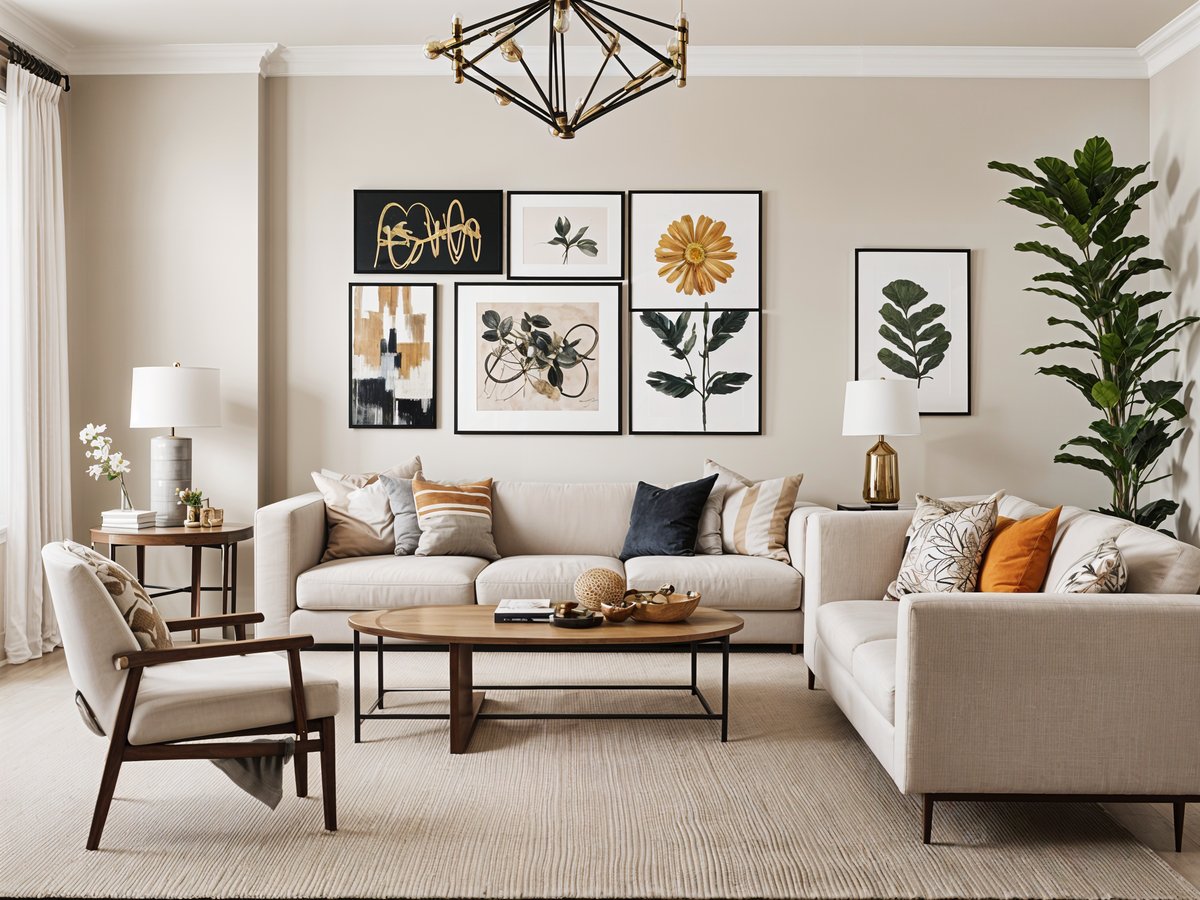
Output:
631 593 701 623
600 599 636 623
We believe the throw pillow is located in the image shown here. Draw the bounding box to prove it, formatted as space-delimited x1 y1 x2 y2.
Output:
978 506 1062 592
678 479 727 555
64 540 172 650
312 472 396 562
620 475 719 562
412 476 500 560
703 459 803 563
885 497 999 601
320 456 422 489
907 490 1007 540
379 474 421 556
1053 539 1128 594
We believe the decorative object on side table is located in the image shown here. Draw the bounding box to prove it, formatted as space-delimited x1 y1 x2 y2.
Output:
80 423 155 529
176 488 206 527
349 283 437 428
837 501 916 512
199 505 225 528
507 192 624 280
843 379 921 506
129 364 221 526
454 282 622 434
989 135 1199 533
574 567 625 611
855 249 971 415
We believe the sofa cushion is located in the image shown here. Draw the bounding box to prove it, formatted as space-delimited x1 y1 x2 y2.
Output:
852 638 897 724
475 555 623 605
492 481 636 557
816 600 899 672
623 555 802 611
295 555 487 610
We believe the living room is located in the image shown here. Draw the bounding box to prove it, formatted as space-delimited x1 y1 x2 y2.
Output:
4 1 1200 897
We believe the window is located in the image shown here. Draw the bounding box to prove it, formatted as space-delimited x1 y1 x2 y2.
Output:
0 95 8 536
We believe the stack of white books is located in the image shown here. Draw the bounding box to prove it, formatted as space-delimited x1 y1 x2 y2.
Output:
494 598 555 623
101 509 157 531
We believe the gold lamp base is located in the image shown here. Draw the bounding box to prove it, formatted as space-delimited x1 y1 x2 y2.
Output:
863 435 900 505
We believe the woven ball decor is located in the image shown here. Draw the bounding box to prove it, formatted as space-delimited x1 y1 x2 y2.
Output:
573 567 626 612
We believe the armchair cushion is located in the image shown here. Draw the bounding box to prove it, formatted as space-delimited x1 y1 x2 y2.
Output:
127 655 340 745
63 541 172 650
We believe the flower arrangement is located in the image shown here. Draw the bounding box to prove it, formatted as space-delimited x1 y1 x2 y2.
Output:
176 488 205 509
79 423 133 509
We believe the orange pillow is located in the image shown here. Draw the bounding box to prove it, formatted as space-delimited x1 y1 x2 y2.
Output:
978 506 1062 593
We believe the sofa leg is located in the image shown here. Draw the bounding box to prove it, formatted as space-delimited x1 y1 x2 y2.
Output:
1175 801 1186 852
807 668 815 691
790 643 799 655
922 795 935 845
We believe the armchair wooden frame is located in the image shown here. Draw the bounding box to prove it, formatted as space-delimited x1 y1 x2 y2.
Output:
87 611 337 851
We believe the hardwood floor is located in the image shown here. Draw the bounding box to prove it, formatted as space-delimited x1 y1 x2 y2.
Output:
4 650 1199 889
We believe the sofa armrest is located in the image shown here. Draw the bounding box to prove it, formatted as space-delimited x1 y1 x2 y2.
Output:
786 503 830 576
254 492 326 637
804 510 910 608
893 592 1200 796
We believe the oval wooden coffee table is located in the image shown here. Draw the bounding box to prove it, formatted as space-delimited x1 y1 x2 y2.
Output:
348 606 744 753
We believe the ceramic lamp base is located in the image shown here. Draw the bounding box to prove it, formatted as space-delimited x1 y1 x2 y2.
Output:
150 435 191 526
862 435 900 506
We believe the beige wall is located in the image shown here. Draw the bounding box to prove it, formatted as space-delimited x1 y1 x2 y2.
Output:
66 74 263 615
1151 48 1200 545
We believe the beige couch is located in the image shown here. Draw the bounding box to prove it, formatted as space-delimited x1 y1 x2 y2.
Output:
257 481 825 646
803 494 1200 845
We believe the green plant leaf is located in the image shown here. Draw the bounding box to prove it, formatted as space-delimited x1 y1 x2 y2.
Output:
555 216 569 238
1053 451 1116 479
1014 240 1081 271
646 371 696 398
707 371 752 394
481 309 501 329
577 242 599 257
481 328 500 342
877 348 920 380
639 311 675 344
530 314 552 328
988 160 1048 186
880 279 928 312
1073 136 1114 191
499 316 514 337
1091 379 1120 408
1136 497 1178 531
707 310 749 353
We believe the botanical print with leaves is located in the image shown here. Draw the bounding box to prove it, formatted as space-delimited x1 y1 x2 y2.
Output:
521 206 607 266
476 301 600 412
876 279 952 387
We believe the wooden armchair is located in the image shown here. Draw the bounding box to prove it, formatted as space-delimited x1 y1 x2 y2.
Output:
41 542 339 851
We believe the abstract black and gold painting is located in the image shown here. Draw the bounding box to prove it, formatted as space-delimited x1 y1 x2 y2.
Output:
349 283 437 428
353 190 503 274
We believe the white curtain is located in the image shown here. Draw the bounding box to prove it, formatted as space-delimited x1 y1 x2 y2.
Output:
3 64 71 664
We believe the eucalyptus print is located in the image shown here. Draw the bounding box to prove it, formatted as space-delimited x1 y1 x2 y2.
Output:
546 216 599 264
876 279 952 387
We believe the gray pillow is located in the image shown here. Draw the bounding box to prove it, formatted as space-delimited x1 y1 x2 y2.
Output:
379 474 421 556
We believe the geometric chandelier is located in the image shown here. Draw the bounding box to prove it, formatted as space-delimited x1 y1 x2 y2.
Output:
424 1 688 139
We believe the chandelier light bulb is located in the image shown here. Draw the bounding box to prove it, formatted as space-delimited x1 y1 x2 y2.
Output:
495 88 512 106
553 1 572 33
423 36 445 59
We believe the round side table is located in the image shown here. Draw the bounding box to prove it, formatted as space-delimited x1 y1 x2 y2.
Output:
89 524 254 641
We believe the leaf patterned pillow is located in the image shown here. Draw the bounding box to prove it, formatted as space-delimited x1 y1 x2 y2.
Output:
885 498 999 602
64 540 173 650
906 490 1006 540
1052 539 1128 594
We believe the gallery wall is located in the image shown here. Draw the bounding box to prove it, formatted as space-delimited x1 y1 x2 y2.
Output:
63 70 1159 612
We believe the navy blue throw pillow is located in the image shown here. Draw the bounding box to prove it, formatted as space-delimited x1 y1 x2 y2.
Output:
619 474 719 562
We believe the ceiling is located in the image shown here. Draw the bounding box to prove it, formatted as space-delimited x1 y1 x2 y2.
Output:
6 0 1197 50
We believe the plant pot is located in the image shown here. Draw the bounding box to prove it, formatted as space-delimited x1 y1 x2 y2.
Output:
184 505 201 528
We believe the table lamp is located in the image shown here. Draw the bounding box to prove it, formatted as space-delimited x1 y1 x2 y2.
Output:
842 379 920 506
130 364 221 526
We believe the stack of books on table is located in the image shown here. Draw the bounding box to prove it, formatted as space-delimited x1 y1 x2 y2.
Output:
101 509 157 531
494 598 554 623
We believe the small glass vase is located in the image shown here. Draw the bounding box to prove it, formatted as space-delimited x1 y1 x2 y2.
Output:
119 477 133 511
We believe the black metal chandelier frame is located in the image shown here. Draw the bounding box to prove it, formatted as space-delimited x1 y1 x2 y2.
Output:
424 0 687 139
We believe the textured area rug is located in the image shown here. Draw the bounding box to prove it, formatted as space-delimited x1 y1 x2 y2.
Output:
1 650 1195 899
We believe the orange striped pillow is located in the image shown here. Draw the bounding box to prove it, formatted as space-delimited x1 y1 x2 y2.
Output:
412 476 500 559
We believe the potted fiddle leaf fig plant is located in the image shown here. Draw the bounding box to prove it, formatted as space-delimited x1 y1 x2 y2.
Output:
989 136 1199 533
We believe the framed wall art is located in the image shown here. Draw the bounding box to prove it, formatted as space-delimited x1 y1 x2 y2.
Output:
353 189 503 275
349 283 437 428
507 191 625 280
455 282 622 434
855 248 971 415
629 190 762 310
630 305 762 435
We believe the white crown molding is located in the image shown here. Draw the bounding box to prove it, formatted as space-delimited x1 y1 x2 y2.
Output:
69 43 279 76
1140 1 1200 76
0 0 73 70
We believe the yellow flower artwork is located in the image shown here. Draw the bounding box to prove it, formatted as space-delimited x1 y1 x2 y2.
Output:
654 214 737 296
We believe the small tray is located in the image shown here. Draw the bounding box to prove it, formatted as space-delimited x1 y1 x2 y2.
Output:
551 610 603 629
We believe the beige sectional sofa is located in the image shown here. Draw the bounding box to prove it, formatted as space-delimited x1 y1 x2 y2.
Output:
803 494 1200 845
257 481 824 646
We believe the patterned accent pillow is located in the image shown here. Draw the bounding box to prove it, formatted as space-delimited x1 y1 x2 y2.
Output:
1053 539 1128 594
412 476 500 560
906 491 1007 540
885 497 999 602
704 460 804 563
64 541 172 650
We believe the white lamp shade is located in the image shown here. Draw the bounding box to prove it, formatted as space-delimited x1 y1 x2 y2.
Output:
842 379 921 436
129 366 221 429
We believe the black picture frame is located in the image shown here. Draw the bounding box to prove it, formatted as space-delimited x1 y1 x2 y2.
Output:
353 190 503 275
348 282 438 429
628 190 763 311
506 191 626 281
854 248 972 416
628 306 764 436
454 282 624 435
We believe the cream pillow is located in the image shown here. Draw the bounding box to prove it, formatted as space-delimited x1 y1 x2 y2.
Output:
313 457 422 561
64 541 172 650
885 497 999 601
704 460 803 563
1053 539 1128 594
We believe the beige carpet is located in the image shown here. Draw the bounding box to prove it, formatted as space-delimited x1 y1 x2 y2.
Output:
1 649 1196 899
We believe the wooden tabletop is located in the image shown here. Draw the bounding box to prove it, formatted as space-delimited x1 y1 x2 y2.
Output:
349 605 744 646
90 523 254 546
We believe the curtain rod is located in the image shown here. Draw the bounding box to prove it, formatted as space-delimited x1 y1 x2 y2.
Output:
1 36 70 92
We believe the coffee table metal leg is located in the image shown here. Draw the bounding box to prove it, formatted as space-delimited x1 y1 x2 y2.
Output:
376 635 384 710
449 643 485 754
690 642 698 695
353 630 362 744
721 635 730 742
